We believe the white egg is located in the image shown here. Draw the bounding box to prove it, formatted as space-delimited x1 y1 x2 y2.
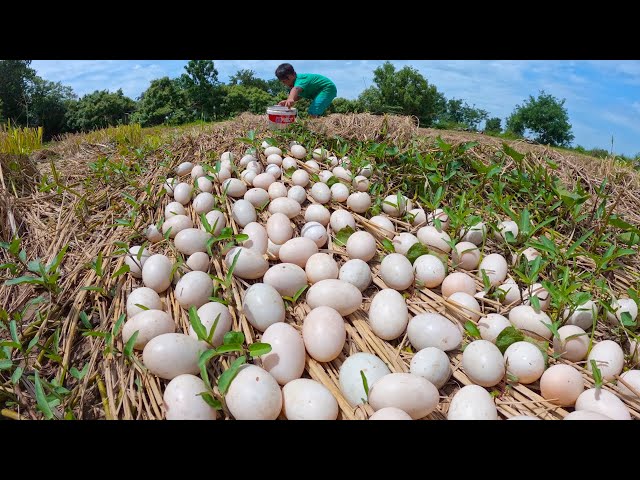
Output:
196 176 214 193
358 163 372 177
175 271 213 310
339 352 391 407
312 148 328 161
146 224 163 243
330 183 350 203
407 312 462 352
288 185 307 205
346 231 377 262
503 341 545 384
553 325 589 362
125 246 150 278
575 388 631 420
175 162 194 176
291 144 307 159
587 340 624 381
606 297 639 326
266 212 293 245
369 215 396 238
190 165 205 180
618 370 640 398
142 254 173 293
508 305 553 340
122 310 175 350
242 283 285 332
441 271 477 298
329 209 356 233
173 182 193 205
410 347 451 389
301 221 328 248
305 253 339 284
246 160 263 174
460 221 486 246
318 170 335 183
427 208 450 231
368 373 439 420
563 299 598 330
278 237 318 268
240 222 267 255
447 385 498 420
268 197 302 219
393 232 420 256
478 253 508 286
417 226 452 253
202 210 226 236
311 182 331 203
282 156 298 170
241 169 257 186
213 167 232 183
268 182 288 200
332 166 352 182
163 374 217 420
165 201 186 219
495 220 519 242
231 199 257 228
188 302 233 347
162 215 194 238
478 313 511 343
126 287 162 318
266 154 283 166
220 151 236 163
240 154 257 167
497 282 521 305
291 169 310 187
447 291 481 322
174 228 212 255
305 160 321 172
563 410 611 420
409 208 427 227
523 282 551 311
225 365 282 420
369 407 412 420
382 194 407 217
339 259 372 292
414 254 446 288
192 192 216 215
306 279 362 316
252 173 276 191
305 204 331 226
260 323 306 386
540 364 584 406
346 192 371 213
222 178 247 197
368 289 409 340
142 333 207 380
224 247 269 280
353 176 370 192
379 253 414 290
302 306 346 362
164 177 177 196
244 187 270 208
282 379 339 420
265 164 282 179
452 242 481 270
263 263 308 297
462 340 506 387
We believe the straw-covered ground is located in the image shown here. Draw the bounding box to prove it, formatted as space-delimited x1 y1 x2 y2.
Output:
1 112 639 420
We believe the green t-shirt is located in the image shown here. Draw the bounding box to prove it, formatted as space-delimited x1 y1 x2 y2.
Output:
293 73 336 99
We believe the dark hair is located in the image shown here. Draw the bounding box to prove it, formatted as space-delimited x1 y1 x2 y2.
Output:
275 63 295 80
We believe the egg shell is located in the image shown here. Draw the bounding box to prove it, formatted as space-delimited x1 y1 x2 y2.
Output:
244 187 270 208
288 185 307 204
126 287 162 318
563 410 611 420
263 263 308 298
478 253 508 286
175 271 213 310
124 246 150 278
368 373 439 420
222 178 247 197
142 333 207 380
291 145 307 159
301 221 328 248
302 306 346 362
173 182 193 205
193 192 216 214
495 220 519 242
447 385 498 420
231 199 257 228
339 353 391 407
417 226 452 253
305 253 339 284
163 374 217 420
306 279 363 316
393 232 420 256
452 242 481 270
381 194 407 217
575 388 631 420
508 305 553 340
225 365 283 420
410 347 452 389
260 323 306 385
278 237 319 268
146 224 163 243
478 313 511 343
122 310 176 350
329 209 356 232
618 370 640 398
282 157 298 170
379 253 414 290
587 340 624 381
164 177 176 196
266 154 283 166
504 341 545 384
407 312 462 352
563 300 598 330
369 215 396 238
460 222 486 245
264 146 282 157
225 247 268 280
174 228 213 256
175 162 194 176
196 176 214 193
368 289 409 340
242 222 268 255
165 201 186 219
188 302 233 347
292 169 310 187
369 407 412 420
268 197 302 219
346 192 371 213
540 364 584 406
310 183 331 203
220 151 236 163
409 208 427 227
305 204 331 226
282 379 339 420
553 325 589 362
242 283 286 332
330 183 350 203
346 231 377 262
142 254 173 293
339 259 372 292
462 340 506 387
413 254 446 288
447 291 481 322
162 215 193 238
441 272 476 298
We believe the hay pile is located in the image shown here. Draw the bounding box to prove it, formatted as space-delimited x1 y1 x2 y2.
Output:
1 113 639 420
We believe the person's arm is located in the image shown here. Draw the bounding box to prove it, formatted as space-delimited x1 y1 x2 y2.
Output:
278 87 303 108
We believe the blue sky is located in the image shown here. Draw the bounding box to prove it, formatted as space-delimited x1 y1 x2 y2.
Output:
30 60 640 157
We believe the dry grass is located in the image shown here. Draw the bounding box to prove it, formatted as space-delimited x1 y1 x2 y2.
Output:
1 113 639 420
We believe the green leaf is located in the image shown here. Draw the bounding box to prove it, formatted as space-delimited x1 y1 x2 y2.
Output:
334 225 355 247
464 321 482 339
112 313 126 337
529 294 541 311
234 234 249 243
27 335 39 353
590 359 603 389
225 248 242 285
79 311 92 329
94 252 103 276
495 326 525 354
360 369 369 403
34 371 54 419
326 176 339 188
215 344 244 354
124 331 139 357
5 275 41 286
405 242 430 264
223 331 245 346
381 238 395 253
217 355 247 395
620 311 637 328
111 264 130 278
0 359 12 370
198 349 218 389
70 363 89 380
199 392 222 410
206 314 221 344
11 366 23 384
292 284 308 302
502 143 525 162
248 342 272 357
9 320 20 350
480 269 492 292
189 306 207 341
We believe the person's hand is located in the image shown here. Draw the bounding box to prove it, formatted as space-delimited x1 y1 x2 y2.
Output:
283 99 295 108
278 100 287 106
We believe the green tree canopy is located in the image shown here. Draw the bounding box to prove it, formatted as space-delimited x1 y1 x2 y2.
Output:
178 60 224 120
441 98 488 129
0 60 36 124
65 89 136 131
484 117 502 133
506 90 574 146
223 85 274 116
131 77 192 126
357 61 446 126
26 78 76 138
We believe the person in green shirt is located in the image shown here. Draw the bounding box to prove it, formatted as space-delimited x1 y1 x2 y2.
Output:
275 63 337 117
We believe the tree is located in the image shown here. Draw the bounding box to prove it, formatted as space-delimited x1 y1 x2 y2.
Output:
485 117 501 133
327 97 362 114
357 61 446 126
506 90 574 146
178 60 224 120
131 77 192 127
439 98 488 130
65 89 136 131
0 60 36 124
229 69 271 92
223 85 275 116
26 78 76 138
